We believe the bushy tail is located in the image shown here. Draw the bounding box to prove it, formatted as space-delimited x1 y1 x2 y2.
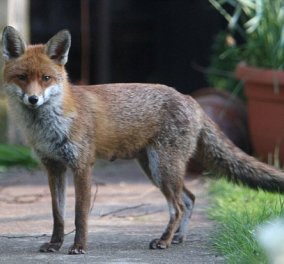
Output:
198 114 284 193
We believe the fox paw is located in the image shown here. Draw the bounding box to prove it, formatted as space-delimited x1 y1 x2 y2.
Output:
172 234 185 244
149 239 169 249
39 242 62 253
68 244 86 254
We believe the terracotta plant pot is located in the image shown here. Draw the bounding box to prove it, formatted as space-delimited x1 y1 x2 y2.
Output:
236 63 284 164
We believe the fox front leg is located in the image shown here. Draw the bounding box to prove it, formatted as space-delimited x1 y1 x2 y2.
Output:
68 166 92 254
40 159 67 252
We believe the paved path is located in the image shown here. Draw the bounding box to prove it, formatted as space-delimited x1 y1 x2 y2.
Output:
0 160 224 263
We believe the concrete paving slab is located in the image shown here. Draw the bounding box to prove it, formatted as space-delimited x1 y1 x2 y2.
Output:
0 160 224 263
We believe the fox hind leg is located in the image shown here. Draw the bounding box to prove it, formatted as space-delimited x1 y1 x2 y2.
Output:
136 150 159 187
149 179 185 249
137 147 191 249
172 187 195 244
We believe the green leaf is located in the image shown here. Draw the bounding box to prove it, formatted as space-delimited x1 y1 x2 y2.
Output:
0 144 38 168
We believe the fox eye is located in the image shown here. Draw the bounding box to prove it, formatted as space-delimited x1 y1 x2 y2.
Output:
17 74 27 81
42 75 51 82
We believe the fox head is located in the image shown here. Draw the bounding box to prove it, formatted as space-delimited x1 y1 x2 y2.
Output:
1 26 71 109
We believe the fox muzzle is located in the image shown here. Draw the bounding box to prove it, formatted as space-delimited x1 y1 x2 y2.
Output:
28 95 39 105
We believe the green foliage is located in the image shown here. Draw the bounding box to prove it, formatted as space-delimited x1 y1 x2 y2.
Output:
208 179 284 263
209 0 284 69
0 144 38 170
0 98 8 143
207 32 244 98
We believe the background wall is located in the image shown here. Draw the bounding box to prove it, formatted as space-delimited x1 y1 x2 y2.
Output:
30 0 225 94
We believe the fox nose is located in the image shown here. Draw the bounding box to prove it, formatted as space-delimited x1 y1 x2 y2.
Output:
28 95 39 105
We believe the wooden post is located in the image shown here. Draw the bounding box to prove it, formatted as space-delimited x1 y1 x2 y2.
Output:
96 0 111 84
0 1 8 93
80 0 90 84
0 0 30 144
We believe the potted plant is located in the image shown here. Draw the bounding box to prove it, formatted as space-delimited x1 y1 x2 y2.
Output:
210 0 284 165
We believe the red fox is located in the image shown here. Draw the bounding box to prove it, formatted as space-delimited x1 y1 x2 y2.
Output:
2 26 284 255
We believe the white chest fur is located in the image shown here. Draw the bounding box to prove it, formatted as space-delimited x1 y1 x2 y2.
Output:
9 97 78 164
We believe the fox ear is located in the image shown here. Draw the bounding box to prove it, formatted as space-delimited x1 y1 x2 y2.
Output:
2 26 26 61
45 30 71 65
